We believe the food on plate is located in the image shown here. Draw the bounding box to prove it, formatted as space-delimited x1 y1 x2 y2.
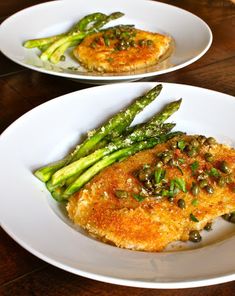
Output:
73 26 172 73
34 85 235 251
23 12 173 72
23 12 124 64
35 84 165 185
67 134 235 251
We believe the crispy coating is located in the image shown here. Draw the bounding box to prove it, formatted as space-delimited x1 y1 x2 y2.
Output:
67 135 235 251
73 28 172 73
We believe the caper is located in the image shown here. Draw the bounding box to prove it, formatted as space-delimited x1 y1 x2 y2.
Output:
143 179 154 190
197 135 207 144
199 179 208 188
158 150 172 159
191 139 200 148
168 196 174 203
115 190 128 199
171 142 178 149
162 155 172 164
60 55 66 61
222 213 231 221
204 222 213 231
217 176 226 187
154 187 162 195
197 172 208 181
146 39 153 46
224 174 232 184
138 39 146 46
222 212 235 224
168 159 177 166
187 148 198 157
204 152 213 162
138 168 152 181
205 185 214 194
191 183 200 196
90 41 97 49
130 40 136 47
189 230 202 243
155 161 163 168
184 144 191 152
205 137 216 145
230 213 235 223
219 160 231 174
177 199 186 209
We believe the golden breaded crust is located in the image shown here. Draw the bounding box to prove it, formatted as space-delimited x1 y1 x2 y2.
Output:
73 28 172 73
67 135 235 251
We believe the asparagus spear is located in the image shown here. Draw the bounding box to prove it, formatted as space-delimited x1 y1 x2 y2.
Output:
50 98 182 187
24 34 66 49
23 12 107 49
50 123 175 188
41 12 124 62
71 12 107 32
63 132 181 199
69 84 163 162
34 84 163 182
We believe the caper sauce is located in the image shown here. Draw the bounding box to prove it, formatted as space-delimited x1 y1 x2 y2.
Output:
89 26 154 52
130 135 234 243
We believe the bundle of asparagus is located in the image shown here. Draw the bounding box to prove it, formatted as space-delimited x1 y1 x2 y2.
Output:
23 12 125 64
34 85 182 201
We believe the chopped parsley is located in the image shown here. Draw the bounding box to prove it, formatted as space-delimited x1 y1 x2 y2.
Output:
190 161 199 172
174 178 187 192
190 213 199 222
177 140 186 151
191 199 199 206
133 194 145 202
208 167 220 178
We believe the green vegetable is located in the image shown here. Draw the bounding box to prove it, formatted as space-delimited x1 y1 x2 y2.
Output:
205 185 214 194
34 84 163 182
191 182 200 196
204 152 213 162
209 167 220 178
174 178 187 192
154 168 165 184
115 190 128 199
177 199 186 209
177 140 186 151
50 122 174 188
133 194 146 202
190 161 199 173
190 213 199 222
62 133 179 199
42 12 124 63
191 199 199 206
222 212 235 224
69 84 163 162
189 230 201 242
204 222 213 231
219 160 231 174
23 12 107 49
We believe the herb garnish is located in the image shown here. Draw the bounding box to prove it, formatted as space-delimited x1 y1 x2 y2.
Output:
191 199 199 206
190 213 199 222
208 167 220 178
174 178 187 192
133 194 146 202
177 140 186 151
190 161 199 173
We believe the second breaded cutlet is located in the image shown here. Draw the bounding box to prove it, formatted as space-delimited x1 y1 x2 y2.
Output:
67 135 235 251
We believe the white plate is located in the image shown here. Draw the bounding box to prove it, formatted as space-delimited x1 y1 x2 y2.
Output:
0 0 212 84
0 83 234 288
